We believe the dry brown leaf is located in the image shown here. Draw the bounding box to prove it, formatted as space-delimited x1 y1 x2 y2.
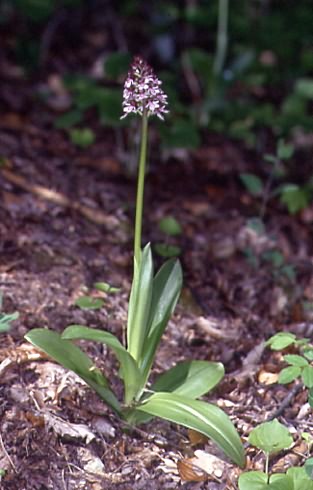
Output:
0 343 47 364
196 316 236 340
258 369 279 385
187 429 208 446
177 458 208 482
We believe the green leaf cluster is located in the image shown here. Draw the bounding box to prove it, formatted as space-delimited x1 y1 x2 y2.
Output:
239 468 313 490
266 333 313 407
239 420 313 490
25 243 245 467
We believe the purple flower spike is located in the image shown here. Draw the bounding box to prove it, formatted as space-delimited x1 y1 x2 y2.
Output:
121 56 169 120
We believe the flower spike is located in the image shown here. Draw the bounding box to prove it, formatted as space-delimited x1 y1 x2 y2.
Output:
121 56 168 120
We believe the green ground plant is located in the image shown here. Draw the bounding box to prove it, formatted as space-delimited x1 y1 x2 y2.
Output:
154 215 182 258
0 293 19 333
25 57 245 468
266 332 313 408
239 419 313 490
240 139 312 216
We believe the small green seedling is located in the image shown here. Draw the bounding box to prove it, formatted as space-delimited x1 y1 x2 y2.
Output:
94 282 121 294
155 216 182 258
69 128 95 148
159 216 182 236
74 282 121 310
25 57 245 468
0 294 19 333
74 296 104 310
240 173 263 197
266 332 313 407
240 138 312 216
0 469 6 481
238 419 307 490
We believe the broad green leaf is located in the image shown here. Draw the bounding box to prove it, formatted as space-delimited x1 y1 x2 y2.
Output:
74 296 104 310
248 419 293 455
159 216 182 236
269 474 293 490
278 366 301 384
62 325 142 404
303 349 313 362
151 360 224 399
238 471 269 490
283 354 308 367
280 184 311 214
265 333 296 350
136 392 245 468
304 458 313 480
25 329 121 414
139 259 182 381
240 173 264 196
94 282 120 294
127 244 154 363
287 467 313 490
239 471 294 490
302 366 313 388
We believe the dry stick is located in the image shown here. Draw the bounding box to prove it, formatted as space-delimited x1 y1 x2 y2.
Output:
266 383 303 422
1 168 118 228
0 431 17 473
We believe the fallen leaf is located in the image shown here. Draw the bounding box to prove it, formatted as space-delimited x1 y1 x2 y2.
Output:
177 458 208 482
187 429 208 446
258 369 279 385
44 412 96 443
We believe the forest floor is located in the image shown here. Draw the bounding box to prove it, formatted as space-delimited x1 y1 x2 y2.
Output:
1 33 313 490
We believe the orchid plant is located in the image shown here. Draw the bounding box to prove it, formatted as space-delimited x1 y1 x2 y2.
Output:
25 57 244 468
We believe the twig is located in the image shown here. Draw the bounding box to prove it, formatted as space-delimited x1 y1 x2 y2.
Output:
0 431 17 473
1 168 119 229
266 383 303 421
213 0 229 76
61 468 67 490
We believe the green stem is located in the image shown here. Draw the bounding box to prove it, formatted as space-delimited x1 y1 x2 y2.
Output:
134 111 149 264
213 0 229 76
265 453 269 484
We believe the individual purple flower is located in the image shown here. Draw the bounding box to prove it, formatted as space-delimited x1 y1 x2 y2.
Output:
121 56 168 120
